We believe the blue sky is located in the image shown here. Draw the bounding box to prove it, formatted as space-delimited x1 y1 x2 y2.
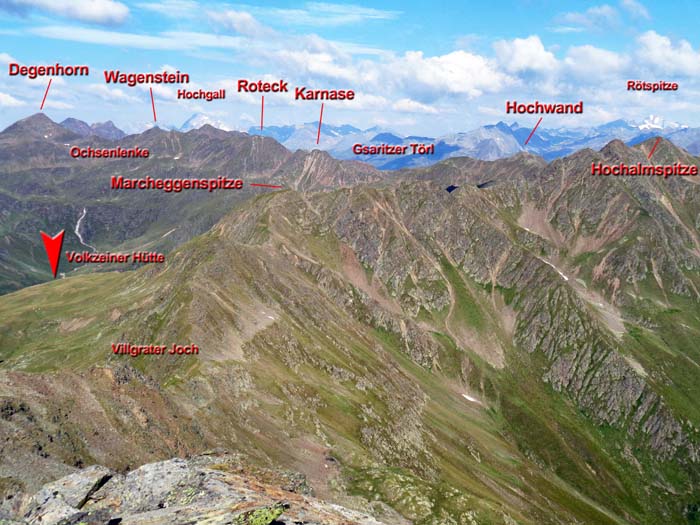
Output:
0 0 699 135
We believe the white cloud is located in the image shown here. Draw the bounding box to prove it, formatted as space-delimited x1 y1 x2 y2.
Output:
549 26 585 34
392 98 437 114
556 4 618 31
31 26 188 49
389 50 512 98
42 100 74 110
373 115 417 128
476 105 503 117
564 45 627 78
274 49 356 82
0 52 17 64
88 84 139 102
243 2 400 27
161 31 246 50
160 64 183 74
1 0 129 24
138 83 177 101
30 26 247 51
136 0 197 17
636 31 700 75
213 10 274 38
0 91 25 107
323 40 388 57
580 105 617 124
494 36 558 74
454 34 482 50
337 92 388 110
620 0 650 19
12 1 698 133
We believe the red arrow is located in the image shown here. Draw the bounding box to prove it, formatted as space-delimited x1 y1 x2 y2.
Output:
40 230 65 278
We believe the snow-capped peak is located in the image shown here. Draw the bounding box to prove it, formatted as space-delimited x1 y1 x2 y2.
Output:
638 115 686 131
180 113 232 132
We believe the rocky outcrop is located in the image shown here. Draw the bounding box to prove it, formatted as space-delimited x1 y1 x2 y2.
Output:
23 465 112 524
515 278 695 462
7 455 385 525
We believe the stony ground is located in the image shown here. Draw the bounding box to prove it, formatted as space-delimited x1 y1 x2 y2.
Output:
1 454 386 525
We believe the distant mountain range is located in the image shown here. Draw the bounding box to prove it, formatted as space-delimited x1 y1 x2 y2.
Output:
248 115 700 168
55 114 700 169
60 117 126 140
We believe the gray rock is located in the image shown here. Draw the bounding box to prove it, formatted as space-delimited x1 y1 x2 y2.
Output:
9 455 387 524
24 497 78 525
23 466 112 525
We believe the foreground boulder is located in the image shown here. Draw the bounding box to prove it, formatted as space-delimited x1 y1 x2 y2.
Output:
7 455 385 525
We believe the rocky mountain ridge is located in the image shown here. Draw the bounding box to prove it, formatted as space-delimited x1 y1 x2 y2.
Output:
0 113 381 294
47 111 700 169
60 118 126 141
2 116 700 523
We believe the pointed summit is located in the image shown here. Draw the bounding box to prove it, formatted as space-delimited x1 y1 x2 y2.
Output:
188 123 231 139
600 138 634 160
635 136 688 161
3 112 53 131
59 118 126 140
91 121 125 140
60 117 92 136
2 113 79 141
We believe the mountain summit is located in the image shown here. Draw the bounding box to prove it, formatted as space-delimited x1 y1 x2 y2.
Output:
60 118 126 140
180 113 233 132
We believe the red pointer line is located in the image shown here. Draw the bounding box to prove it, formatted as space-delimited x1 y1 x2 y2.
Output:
250 183 283 189
316 103 324 145
524 117 543 146
150 87 157 122
40 78 52 110
647 137 662 159
260 95 265 130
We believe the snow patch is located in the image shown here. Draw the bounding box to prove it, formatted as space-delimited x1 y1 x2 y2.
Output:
540 258 569 281
462 393 482 405
638 114 686 131
180 113 232 132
